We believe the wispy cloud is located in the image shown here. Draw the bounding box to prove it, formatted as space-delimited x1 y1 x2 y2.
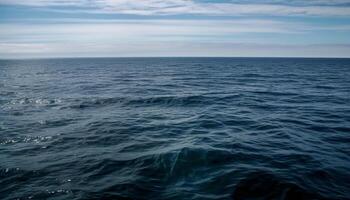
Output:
2 41 350 58
0 1 349 58
1 0 350 16
1 18 349 58
2 18 349 43
0 19 303 39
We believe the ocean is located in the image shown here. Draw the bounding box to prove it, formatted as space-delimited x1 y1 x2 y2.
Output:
1 57 350 200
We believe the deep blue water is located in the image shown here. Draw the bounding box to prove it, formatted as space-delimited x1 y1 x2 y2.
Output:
1 58 350 200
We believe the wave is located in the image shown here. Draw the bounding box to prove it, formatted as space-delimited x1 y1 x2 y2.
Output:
66 94 241 110
1 58 350 200
233 171 326 200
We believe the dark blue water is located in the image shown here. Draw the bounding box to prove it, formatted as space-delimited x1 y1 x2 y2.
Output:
1 58 350 200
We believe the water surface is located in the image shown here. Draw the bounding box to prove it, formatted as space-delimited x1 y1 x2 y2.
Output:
1 58 350 199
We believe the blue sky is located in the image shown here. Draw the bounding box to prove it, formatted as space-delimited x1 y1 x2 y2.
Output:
1 0 350 58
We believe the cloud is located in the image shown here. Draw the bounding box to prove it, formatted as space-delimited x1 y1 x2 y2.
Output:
1 0 350 16
1 41 350 58
0 0 87 6
1 1 349 58
2 18 349 44
0 19 303 39
0 19 304 44
0 19 349 58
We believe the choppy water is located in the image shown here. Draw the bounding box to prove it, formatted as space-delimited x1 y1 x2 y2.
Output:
1 58 350 200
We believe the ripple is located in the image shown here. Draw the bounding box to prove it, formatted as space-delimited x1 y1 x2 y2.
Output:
0 135 53 145
8 98 62 106
1 58 350 200
66 95 224 110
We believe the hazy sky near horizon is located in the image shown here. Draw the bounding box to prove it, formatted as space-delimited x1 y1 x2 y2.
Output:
1 0 350 58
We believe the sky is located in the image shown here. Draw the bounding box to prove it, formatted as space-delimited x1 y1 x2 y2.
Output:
0 0 350 58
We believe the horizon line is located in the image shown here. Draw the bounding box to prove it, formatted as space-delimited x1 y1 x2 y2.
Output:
1 56 350 60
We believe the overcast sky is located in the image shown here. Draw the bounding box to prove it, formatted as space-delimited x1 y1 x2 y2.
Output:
1 0 350 58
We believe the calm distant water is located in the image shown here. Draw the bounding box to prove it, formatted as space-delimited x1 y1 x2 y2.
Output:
1 58 350 200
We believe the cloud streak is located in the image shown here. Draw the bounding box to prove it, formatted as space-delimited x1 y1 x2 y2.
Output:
1 0 350 16
1 19 349 58
2 41 350 58
0 19 303 40
0 1 349 58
